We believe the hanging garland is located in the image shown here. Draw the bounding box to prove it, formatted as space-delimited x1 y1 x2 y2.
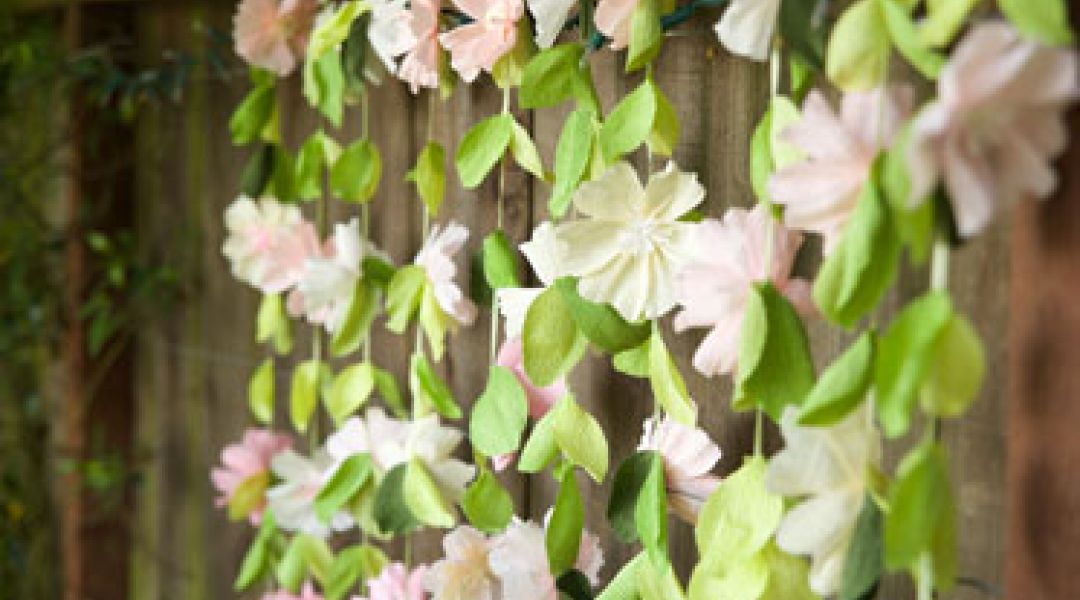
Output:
214 0 1078 599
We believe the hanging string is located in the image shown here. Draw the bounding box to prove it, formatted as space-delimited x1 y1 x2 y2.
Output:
490 85 512 366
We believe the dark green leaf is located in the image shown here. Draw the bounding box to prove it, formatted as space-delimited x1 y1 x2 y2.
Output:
410 352 461 419
373 463 419 534
555 278 651 353
315 454 373 523
635 451 668 568
230 83 275 145
330 281 379 357
607 451 658 543
838 495 883 600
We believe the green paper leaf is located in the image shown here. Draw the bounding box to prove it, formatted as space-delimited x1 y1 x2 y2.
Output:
409 352 461 419
626 0 663 72
248 358 275 425
463 470 514 533
647 82 679 157
331 280 379 357
268 144 297 202
523 286 588 386
331 138 382 203
557 570 596 600
648 330 697 425
918 0 980 48
826 0 890 91
386 265 427 333
233 536 269 591
551 107 597 217
597 553 647 600
307 0 366 59
315 453 373 523
636 451 669 569
552 395 609 482
404 457 456 529
291 360 330 433
374 367 408 418
276 534 334 592
599 79 657 162
518 409 560 473
798 330 876 426
920 313 984 419
758 542 818 600
491 19 537 88
510 119 548 181
1000 0 1074 46
614 339 651 378
547 467 585 575
230 83 275 145
750 96 801 206
456 113 515 188
470 366 529 457
696 456 782 559
408 141 446 216
689 550 768 600
838 494 883 600
324 545 388 600
303 50 346 126
240 143 275 198
608 451 659 543
326 362 376 425
881 127 935 264
296 131 341 201
520 43 585 109
556 278 651 353
880 0 945 79
257 293 293 355
373 463 420 534
636 556 685 600
228 472 269 521
482 231 522 290
779 0 827 70
419 284 453 360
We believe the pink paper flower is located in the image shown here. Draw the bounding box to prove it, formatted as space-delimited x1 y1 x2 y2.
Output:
222 196 322 294
496 337 566 419
424 526 500 600
593 0 635 50
211 428 292 525
356 563 429 600
415 222 478 326
263 582 323 600
233 0 319 76
439 0 524 82
673 204 811 378
398 0 444 92
487 518 603 600
906 21 1079 237
768 86 912 253
638 417 721 524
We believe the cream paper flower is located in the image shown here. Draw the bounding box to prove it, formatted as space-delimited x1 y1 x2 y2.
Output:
290 218 381 334
222 196 321 294
265 449 355 538
424 526 500 600
553 161 704 322
714 0 781 61
487 518 603 600
638 416 722 525
528 0 576 48
368 0 414 74
415 222 478 326
496 221 565 338
764 405 882 596
906 21 1080 237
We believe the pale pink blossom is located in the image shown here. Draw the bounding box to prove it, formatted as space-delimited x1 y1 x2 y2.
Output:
425 526 500 600
487 518 603 600
398 0 444 92
497 337 566 419
356 563 429 600
674 204 811 378
907 21 1079 237
768 86 913 253
263 582 324 600
211 428 292 524
439 0 524 82
233 0 319 76
266 449 355 538
593 0 635 50
638 417 721 524
415 222 478 326
222 196 322 294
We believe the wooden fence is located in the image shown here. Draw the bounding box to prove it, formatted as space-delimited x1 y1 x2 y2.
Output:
123 2 1011 599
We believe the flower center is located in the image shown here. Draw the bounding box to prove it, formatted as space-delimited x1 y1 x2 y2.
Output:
618 219 659 256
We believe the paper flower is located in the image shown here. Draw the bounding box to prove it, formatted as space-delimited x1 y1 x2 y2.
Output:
488 518 603 600
211 429 292 525
357 563 429 600
528 0 575 48
638 417 722 524
415 222 478 326
768 86 913 253
233 0 319 76
906 21 1079 237
368 0 414 74
266 449 355 538
263 582 324 600
673 204 811 378
397 0 443 92
289 218 380 334
439 0 524 82
424 526 500 600
764 405 882 596
496 222 565 339
222 196 321 294
496 337 566 419
553 161 704 322
713 0 780 61
593 0 635 50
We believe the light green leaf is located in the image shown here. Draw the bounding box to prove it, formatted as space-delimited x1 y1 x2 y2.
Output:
1000 0 1074 46
520 43 586 108
648 82 679 157
303 50 346 126
599 79 657 162
291 360 330 433
546 467 585 575
826 0 890 91
689 551 768 600
838 494 883 600
636 451 669 569
552 395 609 482
608 451 660 543
463 470 514 533
276 534 334 592
373 463 419 534
523 286 588 386
315 453 373 523
419 284 454 361
648 330 697 425
385 265 427 333
248 358 275 425
750 109 774 203
510 120 547 181
614 339 651 378
296 131 341 201
798 330 875 426
597 553 647 600
330 280 379 357
880 0 946 79
456 113 515 188
470 366 529 457
326 362 376 425
518 409 560 473
233 536 269 591
626 0 663 72
920 313 984 418
331 139 382 203
230 84 275 145
491 19 537 88
919 0 980 48
768 96 803 170
410 352 461 419
881 127 935 264
408 141 446 216
374 367 407 418
307 0 367 59
228 472 269 521
696 456 782 559
551 107 597 217
884 441 955 590
636 557 686 600
324 545 388 600
257 293 293 354
556 278 651 353
404 457 456 529
758 542 818 600
482 231 522 290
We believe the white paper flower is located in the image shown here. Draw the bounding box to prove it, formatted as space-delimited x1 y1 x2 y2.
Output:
764 405 882 596
415 221 478 326
222 196 321 294
553 161 704 322
266 449 355 538
425 526 500 600
369 0 414 74
528 0 576 48
714 0 781 61
289 218 380 334
638 416 722 524
496 221 566 338
488 518 603 600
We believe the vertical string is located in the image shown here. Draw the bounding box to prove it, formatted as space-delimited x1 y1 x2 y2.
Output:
490 85 512 364
361 89 373 365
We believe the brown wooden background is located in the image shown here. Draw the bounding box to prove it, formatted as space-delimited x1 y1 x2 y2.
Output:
112 2 1016 599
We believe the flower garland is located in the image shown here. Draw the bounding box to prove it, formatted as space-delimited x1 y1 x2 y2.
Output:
216 1 1078 599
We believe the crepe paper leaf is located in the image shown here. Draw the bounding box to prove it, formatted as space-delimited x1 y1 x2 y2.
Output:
290 360 330 433
608 451 660 543
880 0 945 79
547 467 586 575
884 441 956 590
257 294 293 354
1000 0 1074 46
880 127 935 264
798 330 876 426
276 534 334 592
768 96 803 171
295 131 340 200
228 472 269 521
248 358 275 425
918 0 980 48
491 20 537 89
779 0 827 70
789 55 815 104
627 0 663 72
326 362 376 425
599 78 657 162
874 291 953 438
385 265 427 333
921 313 984 419
510 120 548 182
234 535 269 590
240 143 275 198
523 286 588 386
456 113 515 189
307 0 366 59
419 284 454 361
403 457 456 529
826 0 890 91
373 367 408 418
409 352 461 419
648 329 698 425
613 338 651 378
557 570 595 600
407 141 446 216
813 174 902 328
315 453 373 523
556 278 651 354
597 553 647 600
303 50 346 127
373 463 420 534
331 138 382 203
230 83 275 145
518 409 560 473
636 556 685 600
689 551 769 600
324 544 388 600
696 456 782 559
552 395 610 482
735 283 815 421
266 144 297 202
463 469 515 533
340 11 371 99
758 542 818 600
838 494 884 600
362 257 395 290
647 81 680 157
470 366 529 457
551 107 597 217
520 43 585 108
482 231 522 291
331 281 379 357
636 450 669 569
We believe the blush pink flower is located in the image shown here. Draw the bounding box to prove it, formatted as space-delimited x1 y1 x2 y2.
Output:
497 337 566 419
593 0 636 50
906 21 1079 237
673 204 811 378
211 428 292 525
263 582 323 600
415 222 478 326
222 196 322 294
233 0 319 76
356 563 429 600
487 518 603 600
768 86 913 254
397 0 444 92
638 417 721 524
439 0 524 82
424 526 500 600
